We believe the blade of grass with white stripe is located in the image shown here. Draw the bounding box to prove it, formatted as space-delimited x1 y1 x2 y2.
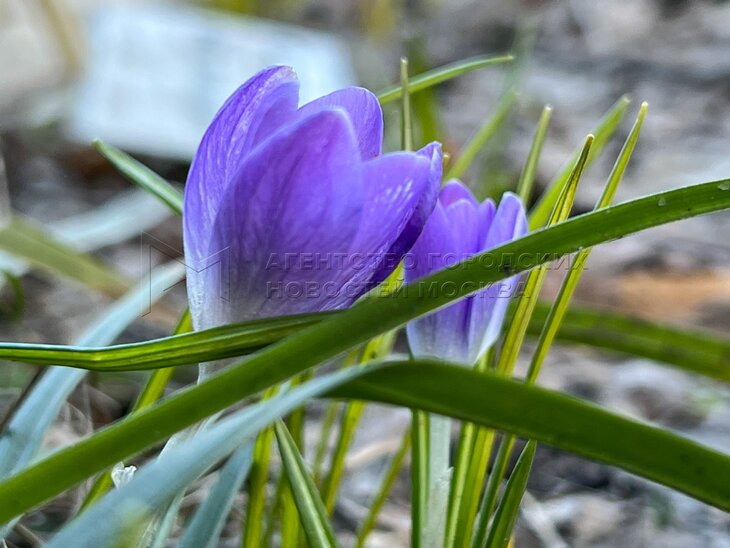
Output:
178 443 254 548
377 54 513 104
483 441 536 548
473 103 647 546
529 96 631 229
0 261 185 536
94 140 183 215
275 420 338 548
45 368 367 548
0 179 729 520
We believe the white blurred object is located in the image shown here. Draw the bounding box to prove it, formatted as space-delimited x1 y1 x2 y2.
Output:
66 3 357 159
111 462 137 488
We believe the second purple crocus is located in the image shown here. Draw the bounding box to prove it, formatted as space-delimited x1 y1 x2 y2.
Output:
183 66 442 333
405 180 528 365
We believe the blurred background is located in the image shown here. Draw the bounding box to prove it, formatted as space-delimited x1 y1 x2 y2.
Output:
1 0 729 546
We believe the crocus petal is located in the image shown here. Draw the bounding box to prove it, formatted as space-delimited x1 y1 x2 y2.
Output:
405 202 472 362
188 109 363 329
329 150 433 301
368 142 443 286
298 87 383 160
440 179 478 207
466 192 527 361
184 66 300 264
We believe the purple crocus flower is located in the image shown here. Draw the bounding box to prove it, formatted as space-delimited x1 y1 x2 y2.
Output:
405 180 528 364
183 66 442 332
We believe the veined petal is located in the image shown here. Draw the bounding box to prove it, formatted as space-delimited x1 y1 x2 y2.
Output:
187 109 363 329
368 141 443 286
466 192 528 362
440 179 478 207
338 151 432 300
298 87 383 160
405 202 472 363
184 66 300 264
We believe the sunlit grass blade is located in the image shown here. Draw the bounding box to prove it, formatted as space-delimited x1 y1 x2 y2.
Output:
0 214 130 296
243 401 277 548
445 91 517 180
482 441 536 548
475 102 649 546
0 180 729 521
0 312 329 371
516 105 552 202
321 400 364 514
453 135 592 548
401 57 427 548
45 368 366 548
94 140 184 215
0 189 171 296
377 54 513 104
528 102 648 383
275 420 338 548
355 428 411 548
178 443 254 548
529 96 631 229
498 134 592 376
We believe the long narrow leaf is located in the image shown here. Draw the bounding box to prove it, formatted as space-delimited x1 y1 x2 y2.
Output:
0 215 130 296
45 368 367 548
483 441 536 548
529 96 631 228
275 421 338 548
0 262 185 537
377 55 513 104
178 443 254 548
94 140 184 215
0 180 728 520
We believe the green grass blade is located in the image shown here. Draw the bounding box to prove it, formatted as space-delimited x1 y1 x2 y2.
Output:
455 135 592 547
376 55 513 104
178 443 254 548
80 309 193 510
516 106 552 202
529 96 631 229
0 262 185 537
355 428 411 548
533 303 730 381
328 361 730 510
0 180 728 520
527 102 648 383
275 421 339 548
0 262 184 480
483 441 536 548
1 299 727 383
411 409 429 548
321 400 365 514
0 214 130 296
94 140 184 215
0 312 330 370
445 91 517 181
45 368 365 548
